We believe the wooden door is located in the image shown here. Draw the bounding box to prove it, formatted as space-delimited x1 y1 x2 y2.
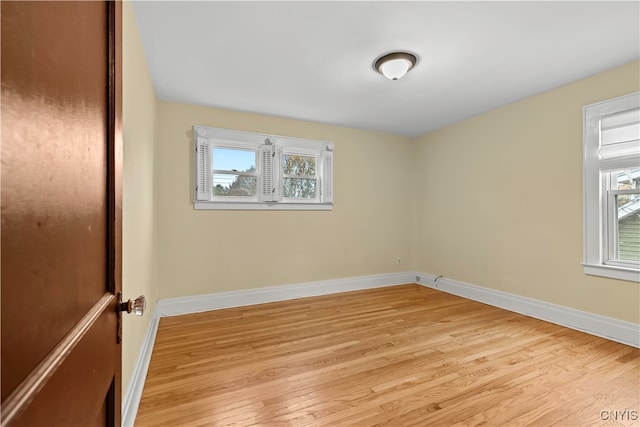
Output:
1 1 122 426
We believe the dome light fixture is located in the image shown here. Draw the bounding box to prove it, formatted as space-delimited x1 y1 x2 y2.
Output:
374 51 418 81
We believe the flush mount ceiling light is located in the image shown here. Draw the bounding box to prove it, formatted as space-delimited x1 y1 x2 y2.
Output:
374 51 418 81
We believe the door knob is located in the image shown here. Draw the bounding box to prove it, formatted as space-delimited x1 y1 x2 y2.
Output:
120 295 146 316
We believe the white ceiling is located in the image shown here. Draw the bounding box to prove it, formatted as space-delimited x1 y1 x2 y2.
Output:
132 1 640 137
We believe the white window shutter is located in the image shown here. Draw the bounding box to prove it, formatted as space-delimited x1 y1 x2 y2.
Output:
258 145 283 202
272 145 283 202
258 145 274 202
322 150 334 203
195 137 211 201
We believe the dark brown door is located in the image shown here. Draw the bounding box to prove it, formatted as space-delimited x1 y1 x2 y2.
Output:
1 1 122 426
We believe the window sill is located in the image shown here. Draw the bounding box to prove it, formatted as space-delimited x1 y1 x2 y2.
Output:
194 201 333 211
583 263 640 282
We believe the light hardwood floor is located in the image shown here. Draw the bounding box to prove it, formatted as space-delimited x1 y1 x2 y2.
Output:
135 285 639 426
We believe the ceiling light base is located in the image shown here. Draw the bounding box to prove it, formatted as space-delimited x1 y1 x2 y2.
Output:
374 51 418 80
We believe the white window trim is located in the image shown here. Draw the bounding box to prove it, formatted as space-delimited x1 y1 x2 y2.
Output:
583 92 640 282
194 201 333 211
194 125 333 210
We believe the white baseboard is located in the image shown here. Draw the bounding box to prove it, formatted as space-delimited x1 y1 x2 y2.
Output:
122 305 161 427
412 271 640 348
156 272 414 317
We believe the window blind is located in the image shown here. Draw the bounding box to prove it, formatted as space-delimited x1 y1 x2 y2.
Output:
598 107 640 170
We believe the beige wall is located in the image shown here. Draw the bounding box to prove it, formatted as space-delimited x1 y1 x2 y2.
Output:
122 2 158 396
155 101 414 299
154 62 639 320
413 60 640 323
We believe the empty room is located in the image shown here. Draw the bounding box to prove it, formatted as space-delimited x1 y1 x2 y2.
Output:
1 1 639 426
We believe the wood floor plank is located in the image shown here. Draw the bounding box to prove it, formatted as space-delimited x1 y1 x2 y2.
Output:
135 284 639 426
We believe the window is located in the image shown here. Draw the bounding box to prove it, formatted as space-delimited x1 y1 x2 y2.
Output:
283 153 318 201
194 125 333 210
583 92 640 282
212 147 257 198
